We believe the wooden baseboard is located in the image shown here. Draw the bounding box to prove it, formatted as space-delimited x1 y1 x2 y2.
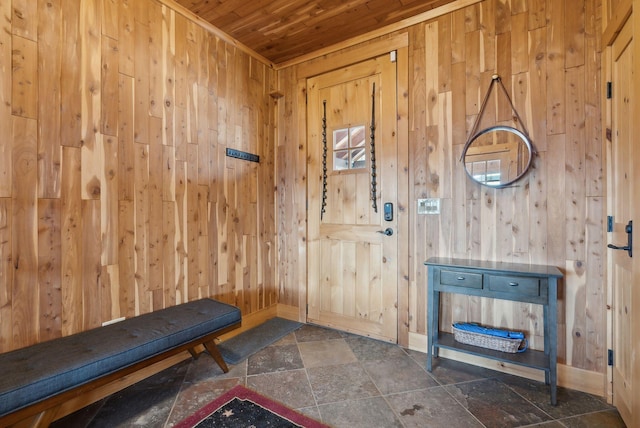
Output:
216 305 278 342
276 304 304 322
408 332 605 397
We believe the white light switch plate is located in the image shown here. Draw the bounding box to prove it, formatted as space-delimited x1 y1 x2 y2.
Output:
417 198 440 215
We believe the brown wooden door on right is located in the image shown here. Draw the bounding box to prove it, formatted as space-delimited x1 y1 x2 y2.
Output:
607 13 635 427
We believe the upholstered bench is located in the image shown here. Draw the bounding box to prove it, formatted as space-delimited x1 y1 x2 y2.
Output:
0 298 241 427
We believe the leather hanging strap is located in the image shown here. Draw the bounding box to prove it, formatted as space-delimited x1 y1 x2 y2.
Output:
462 75 532 161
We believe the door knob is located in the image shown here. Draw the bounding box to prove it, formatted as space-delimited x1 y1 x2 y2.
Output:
377 228 393 236
608 220 632 258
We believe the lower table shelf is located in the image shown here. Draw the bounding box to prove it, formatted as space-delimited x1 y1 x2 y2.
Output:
434 332 550 371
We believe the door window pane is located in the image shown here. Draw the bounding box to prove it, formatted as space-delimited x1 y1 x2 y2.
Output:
333 125 367 170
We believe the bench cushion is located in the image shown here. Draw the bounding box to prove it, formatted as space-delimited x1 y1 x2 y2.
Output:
0 298 240 417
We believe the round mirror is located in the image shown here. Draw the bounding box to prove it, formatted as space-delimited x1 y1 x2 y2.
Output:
462 126 533 188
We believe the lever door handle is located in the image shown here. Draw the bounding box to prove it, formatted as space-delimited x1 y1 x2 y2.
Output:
377 228 393 236
608 220 632 258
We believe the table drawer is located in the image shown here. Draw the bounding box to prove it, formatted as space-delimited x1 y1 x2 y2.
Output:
486 275 540 296
440 270 483 289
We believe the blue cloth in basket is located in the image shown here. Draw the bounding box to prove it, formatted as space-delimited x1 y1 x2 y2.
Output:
453 322 528 352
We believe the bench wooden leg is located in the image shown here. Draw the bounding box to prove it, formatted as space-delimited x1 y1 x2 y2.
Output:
203 340 229 373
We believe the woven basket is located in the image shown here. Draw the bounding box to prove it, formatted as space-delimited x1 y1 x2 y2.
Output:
452 325 523 353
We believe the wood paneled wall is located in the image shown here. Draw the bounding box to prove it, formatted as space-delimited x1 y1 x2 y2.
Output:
277 0 606 375
0 0 277 352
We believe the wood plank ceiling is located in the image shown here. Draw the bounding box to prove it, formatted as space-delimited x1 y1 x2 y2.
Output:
174 0 459 64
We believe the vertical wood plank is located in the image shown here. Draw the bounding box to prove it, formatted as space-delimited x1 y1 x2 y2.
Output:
149 1 163 120
12 117 38 348
565 0 586 69
496 0 511 34
80 0 101 152
528 27 547 151
12 0 37 41
162 6 175 148
465 30 481 115
0 0 11 197
61 0 82 147
0 199 13 351
101 35 119 137
451 9 466 63
547 0 566 135
584 0 602 198
148 117 164 299
102 135 118 265
438 16 452 92
12 35 38 119
510 13 528 74
479 0 496 72
134 143 150 313
61 146 83 335
119 74 135 201
565 66 586 261
118 0 135 77
134 19 150 144
38 0 62 199
118 200 135 317
38 199 62 342
101 0 118 39
82 199 102 329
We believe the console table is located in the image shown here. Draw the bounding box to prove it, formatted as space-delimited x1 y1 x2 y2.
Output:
425 257 563 405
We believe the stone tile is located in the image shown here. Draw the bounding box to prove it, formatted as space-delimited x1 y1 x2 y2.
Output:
445 378 552 428
247 343 304 375
498 374 615 419
50 400 105 428
345 335 408 362
307 362 380 404
166 377 243 427
272 331 298 346
295 324 346 342
246 369 317 409
427 357 498 385
85 380 182 428
561 409 627 428
183 355 246 383
362 354 439 395
50 329 627 428
318 397 403 428
298 338 358 368
298 405 323 421
523 422 568 427
386 387 484 428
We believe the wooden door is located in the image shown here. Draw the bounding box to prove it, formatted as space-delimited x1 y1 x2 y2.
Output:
607 15 635 426
307 54 398 343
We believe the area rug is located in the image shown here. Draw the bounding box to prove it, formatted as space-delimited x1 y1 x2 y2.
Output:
218 317 303 365
174 385 329 428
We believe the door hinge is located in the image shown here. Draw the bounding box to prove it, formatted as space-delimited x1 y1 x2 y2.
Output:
607 81 612 99
607 215 614 232
390 50 397 63
306 304 309 316
608 349 614 366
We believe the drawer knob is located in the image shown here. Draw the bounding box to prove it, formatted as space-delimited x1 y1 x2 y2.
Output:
509 282 519 286
457 276 465 280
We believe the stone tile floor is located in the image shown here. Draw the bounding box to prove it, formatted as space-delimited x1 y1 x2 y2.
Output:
53 324 626 428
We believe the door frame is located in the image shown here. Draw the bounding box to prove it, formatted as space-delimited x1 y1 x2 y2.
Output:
293 34 410 345
603 2 640 425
